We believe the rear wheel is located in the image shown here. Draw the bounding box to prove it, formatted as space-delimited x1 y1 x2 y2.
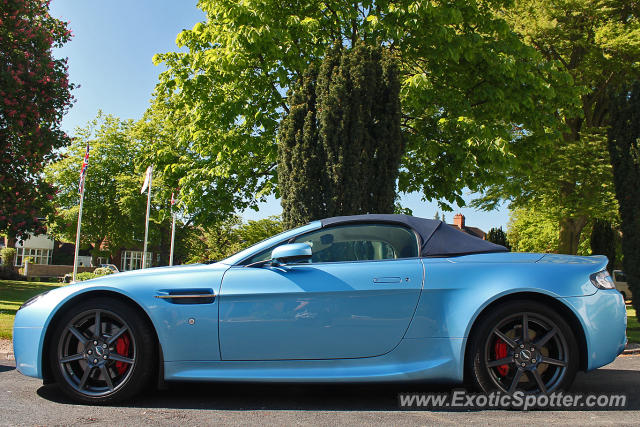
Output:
468 300 579 394
49 297 155 404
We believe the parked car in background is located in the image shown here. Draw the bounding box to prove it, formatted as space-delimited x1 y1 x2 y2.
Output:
613 270 631 302
99 264 120 274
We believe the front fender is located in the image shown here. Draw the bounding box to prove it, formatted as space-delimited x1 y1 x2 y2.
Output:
13 263 229 379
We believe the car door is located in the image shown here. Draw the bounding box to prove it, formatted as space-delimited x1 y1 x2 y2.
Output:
218 223 424 360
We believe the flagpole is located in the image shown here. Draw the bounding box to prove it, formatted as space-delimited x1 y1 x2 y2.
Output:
169 213 176 266
141 166 152 269
72 183 85 282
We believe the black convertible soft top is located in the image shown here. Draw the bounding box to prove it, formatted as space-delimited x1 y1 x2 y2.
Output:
320 214 508 257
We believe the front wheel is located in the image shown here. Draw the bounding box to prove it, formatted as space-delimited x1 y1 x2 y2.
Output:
468 300 579 395
49 297 156 404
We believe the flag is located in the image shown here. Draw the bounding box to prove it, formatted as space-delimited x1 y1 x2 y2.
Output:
78 143 90 195
141 166 152 194
170 192 176 206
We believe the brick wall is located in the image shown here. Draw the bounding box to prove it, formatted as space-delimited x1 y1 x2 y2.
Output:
25 264 95 279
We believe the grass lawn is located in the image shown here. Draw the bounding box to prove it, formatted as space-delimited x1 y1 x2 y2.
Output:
0 280 61 340
626 305 640 344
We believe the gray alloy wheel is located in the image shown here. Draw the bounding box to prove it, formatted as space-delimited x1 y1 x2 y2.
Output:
49 297 155 404
469 300 579 395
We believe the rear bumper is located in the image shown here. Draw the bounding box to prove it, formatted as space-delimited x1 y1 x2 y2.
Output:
561 289 627 371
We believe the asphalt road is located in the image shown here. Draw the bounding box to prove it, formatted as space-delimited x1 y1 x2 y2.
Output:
1 356 640 426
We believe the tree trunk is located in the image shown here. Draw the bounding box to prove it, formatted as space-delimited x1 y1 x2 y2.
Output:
4 234 16 248
558 216 587 254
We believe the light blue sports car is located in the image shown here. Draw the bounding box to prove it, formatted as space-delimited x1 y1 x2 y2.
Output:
13 214 627 403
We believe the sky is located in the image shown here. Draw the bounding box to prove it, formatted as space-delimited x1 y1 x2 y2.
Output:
48 1 510 231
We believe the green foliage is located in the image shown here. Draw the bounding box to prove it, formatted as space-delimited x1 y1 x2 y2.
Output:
188 215 282 263
151 0 569 221
75 272 98 281
45 113 176 260
507 207 559 253
1 247 16 267
477 0 639 254
508 205 593 254
590 219 617 272
73 267 113 282
0 266 25 281
486 227 510 250
279 44 402 228
608 82 640 314
0 0 76 241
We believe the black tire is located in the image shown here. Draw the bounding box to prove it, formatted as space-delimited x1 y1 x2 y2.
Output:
48 297 156 404
468 300 579 395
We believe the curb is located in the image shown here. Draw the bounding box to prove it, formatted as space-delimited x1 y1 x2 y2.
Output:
622 347 640 355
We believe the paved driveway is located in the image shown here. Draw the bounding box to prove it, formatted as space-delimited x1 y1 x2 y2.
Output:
1 355 639 426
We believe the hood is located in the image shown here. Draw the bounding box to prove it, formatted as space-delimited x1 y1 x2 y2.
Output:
74 262 229 286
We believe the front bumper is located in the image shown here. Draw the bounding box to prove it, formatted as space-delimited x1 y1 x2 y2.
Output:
13 323 45 378
561 289 627 371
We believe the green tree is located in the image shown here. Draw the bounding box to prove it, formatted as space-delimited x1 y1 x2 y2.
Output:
278 63 326 228
590 219 617 273
608 82 640 313
279 44 402 228
151 0 570 222
477 0 639 254
0 0 76 242
486 227 510 249
45 114 175 263
188 215 282 263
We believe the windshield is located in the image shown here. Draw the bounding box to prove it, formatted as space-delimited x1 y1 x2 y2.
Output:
221 221 322 265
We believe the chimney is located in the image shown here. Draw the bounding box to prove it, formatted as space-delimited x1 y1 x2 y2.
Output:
453 213 465 229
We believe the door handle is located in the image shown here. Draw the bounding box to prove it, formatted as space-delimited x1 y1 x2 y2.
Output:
373 277 402 284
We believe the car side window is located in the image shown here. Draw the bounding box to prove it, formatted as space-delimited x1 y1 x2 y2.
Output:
292 224 418 263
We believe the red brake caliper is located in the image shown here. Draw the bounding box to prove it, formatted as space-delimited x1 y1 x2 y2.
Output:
494 338 509 376
115 333 131 375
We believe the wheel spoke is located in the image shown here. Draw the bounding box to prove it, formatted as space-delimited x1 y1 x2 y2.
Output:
508 369 524 394
108 353 133 364
487 357 513 368
100 365 114 390
522 313 529 342
68 326 88 345
494 329 517 348
78 366 92 390
106 326 128 345
94 310 102 338
60 353 84 364
531 368 548 394
535 327 557 347
541 356 567 367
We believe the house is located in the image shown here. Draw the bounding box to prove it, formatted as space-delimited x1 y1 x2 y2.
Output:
449 213 486 239
5 233 157 272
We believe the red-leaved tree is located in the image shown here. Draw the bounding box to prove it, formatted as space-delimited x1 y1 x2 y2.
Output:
0 0 75 243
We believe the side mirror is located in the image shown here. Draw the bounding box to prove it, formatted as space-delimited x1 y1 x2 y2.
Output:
271 243 312 265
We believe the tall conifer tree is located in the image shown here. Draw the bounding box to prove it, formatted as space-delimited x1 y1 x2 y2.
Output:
608 82 640 312
278 44 402 229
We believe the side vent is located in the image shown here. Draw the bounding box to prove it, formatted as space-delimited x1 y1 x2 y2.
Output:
155 288 215 304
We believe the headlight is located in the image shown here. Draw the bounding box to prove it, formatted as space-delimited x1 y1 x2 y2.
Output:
590 270 615 290
19 291 50 310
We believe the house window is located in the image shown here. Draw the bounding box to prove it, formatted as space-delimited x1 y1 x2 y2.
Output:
15 248 52 266
120 251 152 271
